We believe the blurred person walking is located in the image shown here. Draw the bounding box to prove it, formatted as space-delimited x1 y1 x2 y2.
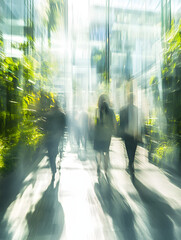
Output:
119 93 142 174
94 94 116 178
44 101 66 181
78 110 89 151
68 109 89 152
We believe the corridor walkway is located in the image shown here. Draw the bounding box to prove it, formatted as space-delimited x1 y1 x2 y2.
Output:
1 137 181 240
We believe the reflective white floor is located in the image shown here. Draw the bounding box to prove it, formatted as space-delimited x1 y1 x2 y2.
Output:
1 138 181 240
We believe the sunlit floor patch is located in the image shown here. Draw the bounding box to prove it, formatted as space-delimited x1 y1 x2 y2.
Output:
2 138 181 240
2 156 52 240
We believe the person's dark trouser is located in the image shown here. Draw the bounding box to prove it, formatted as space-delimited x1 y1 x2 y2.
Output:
124 136 137 171
47 141 59 175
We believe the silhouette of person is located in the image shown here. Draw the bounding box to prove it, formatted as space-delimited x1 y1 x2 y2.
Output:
77 110 89 151
119 93 142 174
94 94 116 178
44 101 66 181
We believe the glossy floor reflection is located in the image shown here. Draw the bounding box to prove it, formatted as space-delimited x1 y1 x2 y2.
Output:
1 138 181 240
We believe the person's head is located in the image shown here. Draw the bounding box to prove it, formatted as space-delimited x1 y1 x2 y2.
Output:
100 101 109 114
98 94 110 109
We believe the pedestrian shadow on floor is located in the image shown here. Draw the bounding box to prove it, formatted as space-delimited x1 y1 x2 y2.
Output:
163 170 181 189
94 173 137 240
78 149 87 161
133 176 179 240
26 180 64 240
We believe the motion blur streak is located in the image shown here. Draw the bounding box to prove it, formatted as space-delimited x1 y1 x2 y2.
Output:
0 0 181 240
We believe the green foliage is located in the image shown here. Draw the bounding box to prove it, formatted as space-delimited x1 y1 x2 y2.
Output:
152 140 178 165
0 41 56 174
147 21 181 167
0 139 5 168
21 126 44 151
162 21 181 141
115 114 120 125
47 0 64 31
0 130 21 173
46 0 64 46
154 142 168 162
149 76 161 107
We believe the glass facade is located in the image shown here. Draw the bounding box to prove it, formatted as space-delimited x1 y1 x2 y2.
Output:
0 2 181 238
0 0 180 130
0 0 48 58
